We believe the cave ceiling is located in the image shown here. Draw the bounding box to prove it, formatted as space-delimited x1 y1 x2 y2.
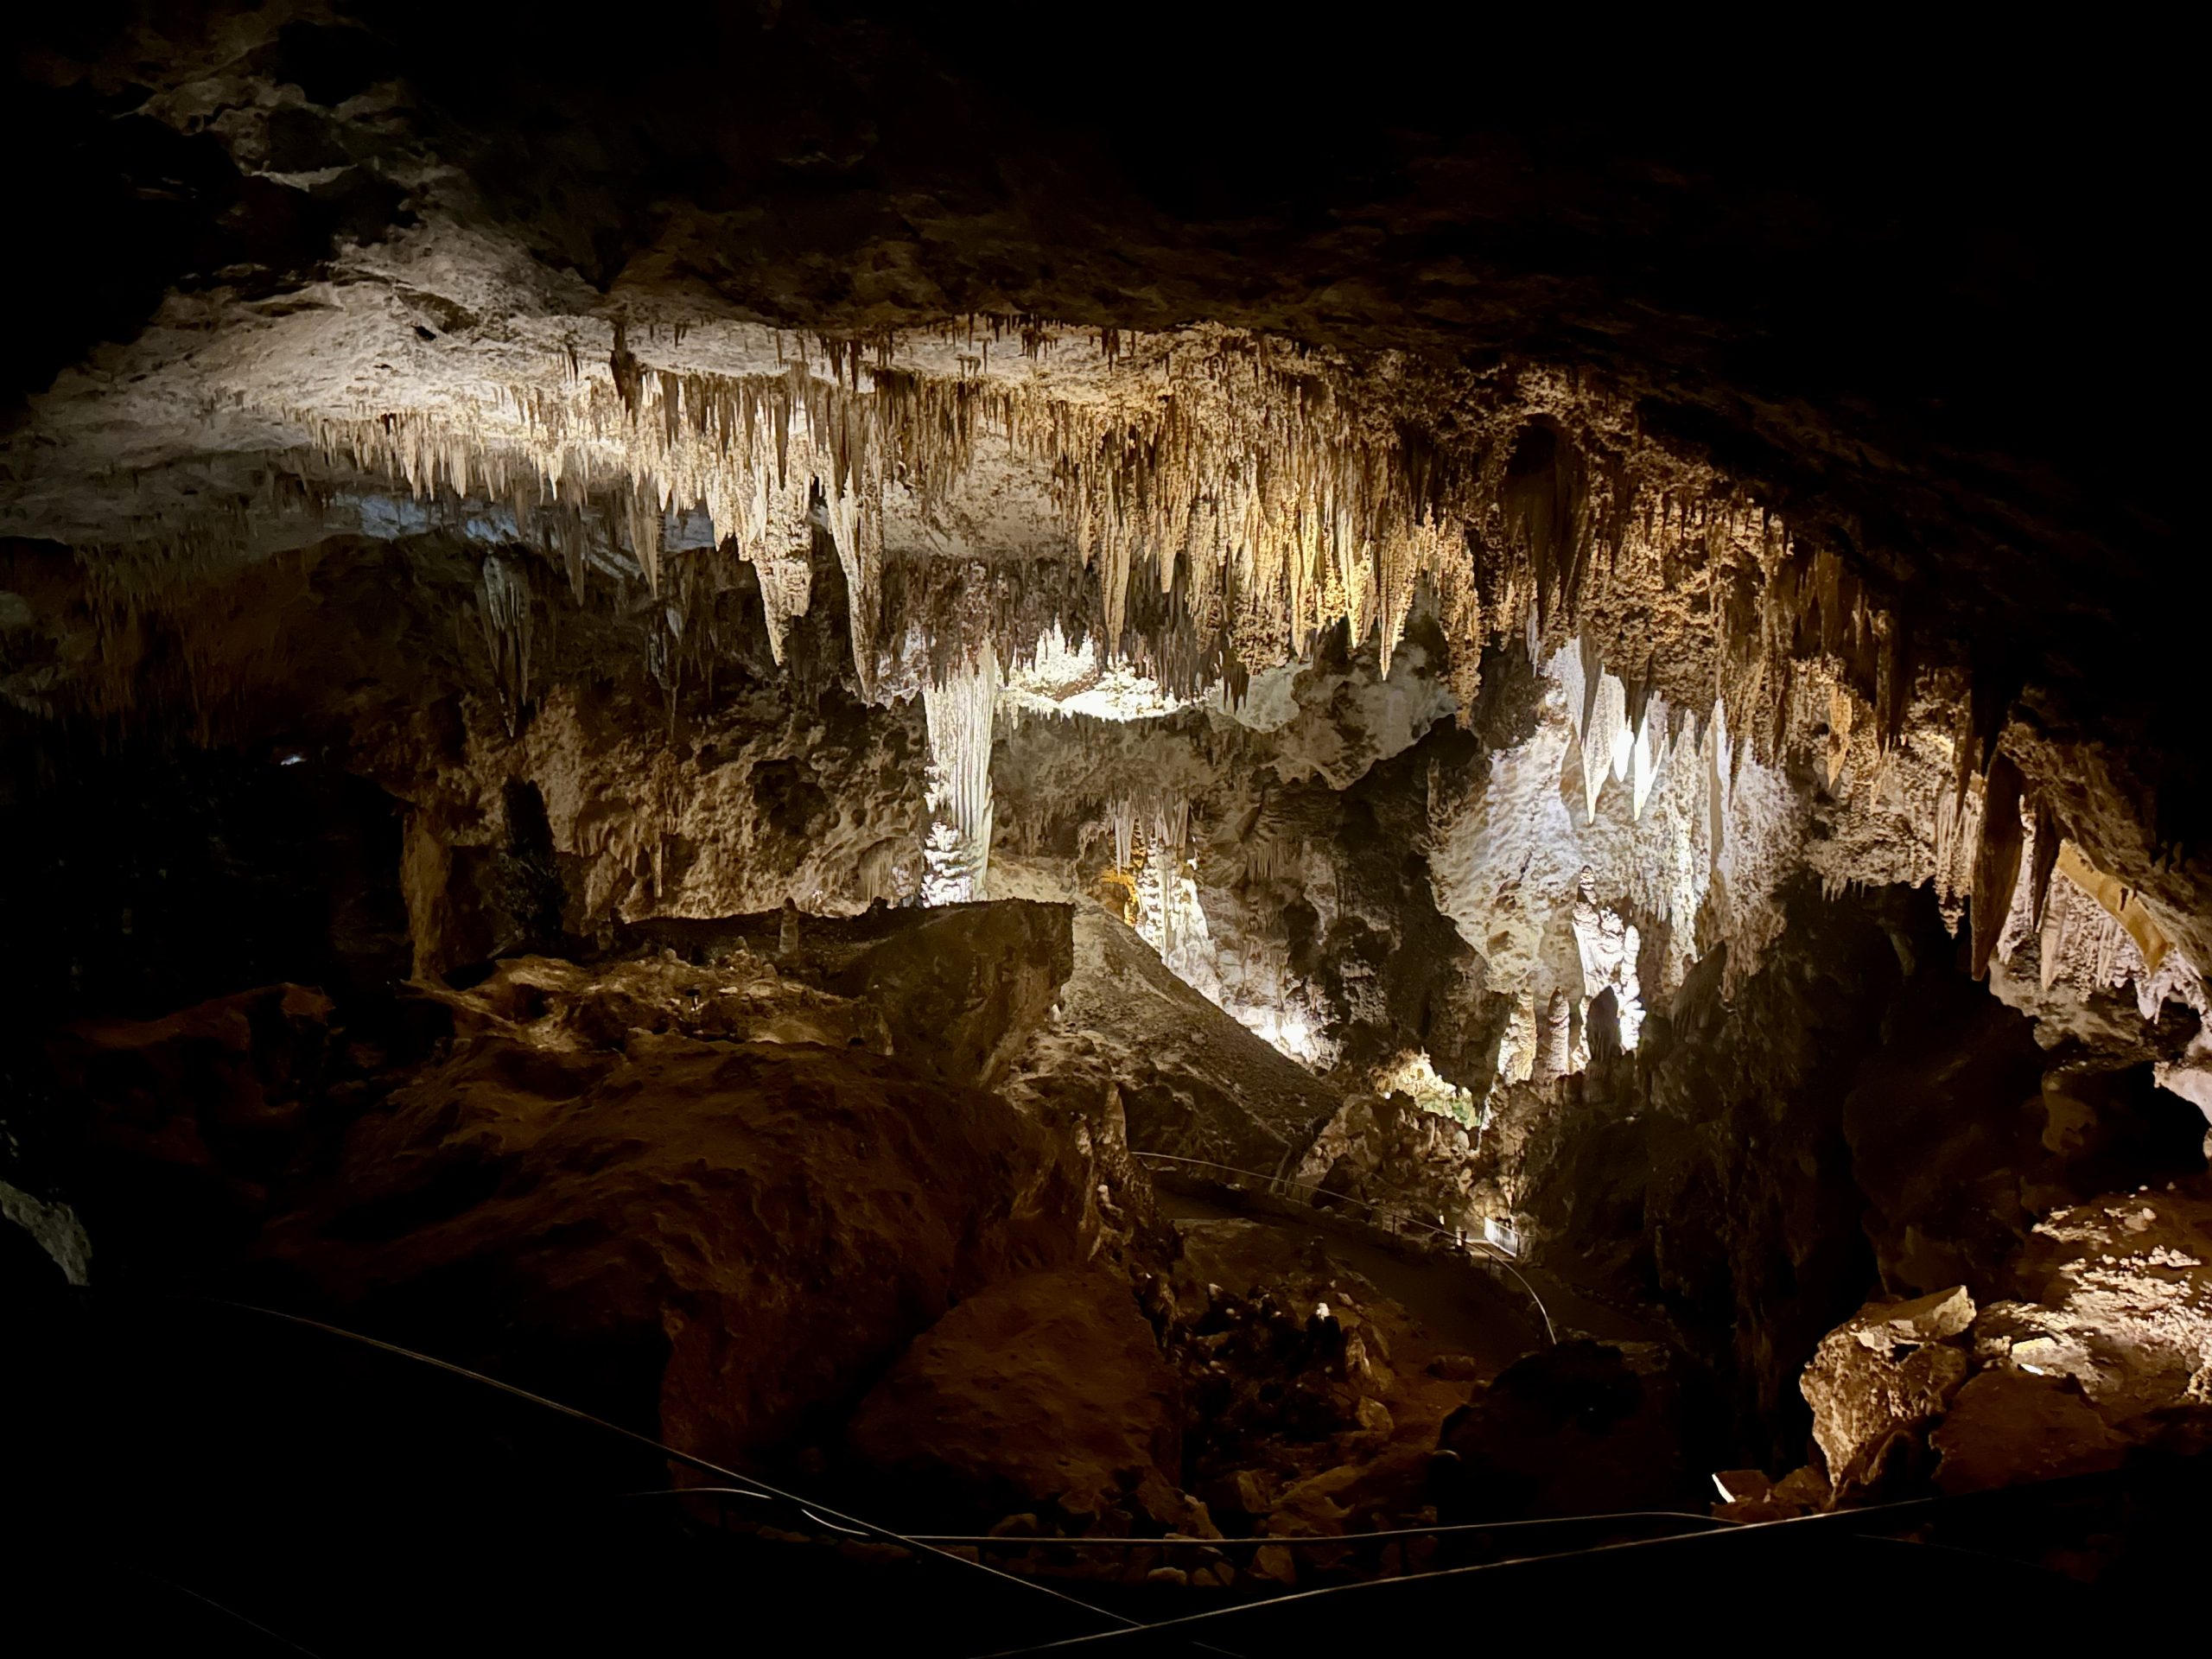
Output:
7 7 2207 1009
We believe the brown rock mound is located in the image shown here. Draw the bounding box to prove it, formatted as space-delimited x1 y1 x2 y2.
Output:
263 1032 1093 1465
1932 1370 2127 1494
50 982 336 1270
845 1268 1185 1530
1433 1338 1708 1520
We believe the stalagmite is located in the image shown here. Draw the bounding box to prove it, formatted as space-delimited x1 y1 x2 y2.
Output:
1534 988 1574 1081
922 640 999 904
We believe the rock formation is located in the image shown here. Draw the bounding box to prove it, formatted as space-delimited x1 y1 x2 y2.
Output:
5 8 2208 1637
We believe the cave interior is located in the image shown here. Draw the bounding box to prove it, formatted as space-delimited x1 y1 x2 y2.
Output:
4 6 2209 1649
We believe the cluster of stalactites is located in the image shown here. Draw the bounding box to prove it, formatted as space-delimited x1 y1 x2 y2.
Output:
297 357 884 682
1961 753 2191 1015
1551 582 2202 1039
1552 632 1679 829
272 328 1880 720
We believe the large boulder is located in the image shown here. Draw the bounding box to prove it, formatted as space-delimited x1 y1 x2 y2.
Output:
827 902 1073 1090
1971 1185 2212 1420
1923 1181 2212 1493
1799 1287 1976 1497
260 1030 1094 1465
1433 1338 1708 1519
1931 1370 2128 1494
845 1268 1186 1530
1007 909 1340 1173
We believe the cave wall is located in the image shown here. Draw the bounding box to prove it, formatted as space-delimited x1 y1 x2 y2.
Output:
1497 880 2207 1466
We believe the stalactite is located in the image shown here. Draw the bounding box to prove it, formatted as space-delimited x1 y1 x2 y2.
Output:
2029 798 2064 932
1969 753 2025 980
476 553 533 737
1630 698 1662 820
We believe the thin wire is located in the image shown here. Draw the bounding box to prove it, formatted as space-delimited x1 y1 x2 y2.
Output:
905 1510 1735 1548
968 1497 1945 1656
194 1298 1146 1645
1135 1151 1559 1344
143 1573 327 1658
1853 1531 2093 1581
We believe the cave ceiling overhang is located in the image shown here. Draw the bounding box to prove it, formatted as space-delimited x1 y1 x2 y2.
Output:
4 3 2208 1011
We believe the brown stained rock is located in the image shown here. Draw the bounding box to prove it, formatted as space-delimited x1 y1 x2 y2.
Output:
49 983 336 1269
54 982 336 1147
830 901 1073 1090
1164 1214 1533 1539
1851 1286 1978 1350
1434 1339 1706 1520
429 951 890 1054
1968 1182 2212 1421
262 1034 1092 1466
626 901 1077 1092
1800 1288 1976 1497
844 1268 1185 1529
1201 1469 1274 1522
1931 1370 2128 1495
1265 1464 1364 1537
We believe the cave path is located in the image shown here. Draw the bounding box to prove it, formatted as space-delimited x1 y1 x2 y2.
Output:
1156 1184 1659 1368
